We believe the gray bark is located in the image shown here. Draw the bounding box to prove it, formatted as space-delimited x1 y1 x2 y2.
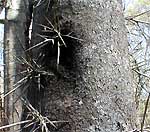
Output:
30 0 136 132
4 0 28 131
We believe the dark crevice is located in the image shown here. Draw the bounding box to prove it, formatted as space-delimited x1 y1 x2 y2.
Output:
22 1 80 131
21 1 34 131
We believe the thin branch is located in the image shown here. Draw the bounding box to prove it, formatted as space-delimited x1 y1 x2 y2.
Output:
133 69 150 80
0 120 32 130
2 75 29 98
57 41 60 69
26 39 53 51
141 93 150 132
45 16 67 47
126 9 150 20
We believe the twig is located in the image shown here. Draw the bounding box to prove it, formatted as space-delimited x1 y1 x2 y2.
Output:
141 93 150 132
2 75 29 98
26 39 53 51
57 41 60 69
126 9 150 20
0 120 31 130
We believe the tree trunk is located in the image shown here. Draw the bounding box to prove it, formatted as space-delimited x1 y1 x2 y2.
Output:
4 0 28 131
30 0 136 132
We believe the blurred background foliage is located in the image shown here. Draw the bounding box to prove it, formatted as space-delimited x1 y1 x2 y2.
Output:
123 0 150 129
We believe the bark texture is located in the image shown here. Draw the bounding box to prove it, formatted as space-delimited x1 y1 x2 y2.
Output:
4 0 29 131
30 0 136 132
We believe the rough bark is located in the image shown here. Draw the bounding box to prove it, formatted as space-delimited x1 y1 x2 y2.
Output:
4 0 28 131
29 0 136 132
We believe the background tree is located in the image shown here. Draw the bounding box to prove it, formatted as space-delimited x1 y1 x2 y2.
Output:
124 0 150 130
4 0 29 131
